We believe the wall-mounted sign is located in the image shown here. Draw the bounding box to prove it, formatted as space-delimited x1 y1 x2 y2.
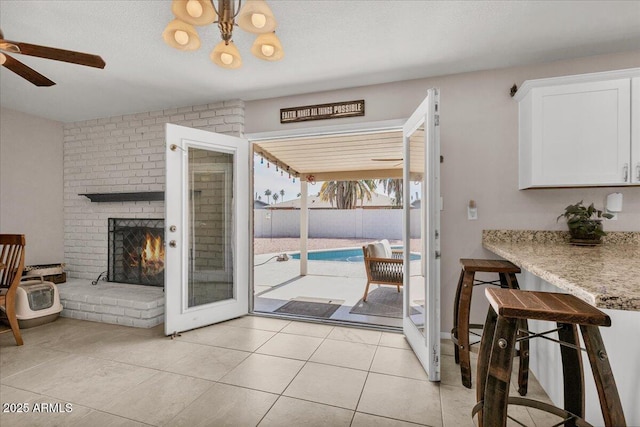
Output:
280 100 365 124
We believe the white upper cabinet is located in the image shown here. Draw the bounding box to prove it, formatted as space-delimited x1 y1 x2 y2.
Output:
516 68 640 189
632 77 640 184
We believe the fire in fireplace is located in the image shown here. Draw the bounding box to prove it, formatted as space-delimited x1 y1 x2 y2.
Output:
108 218 165 286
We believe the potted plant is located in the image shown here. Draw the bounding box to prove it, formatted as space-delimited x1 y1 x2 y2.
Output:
557 201 613 245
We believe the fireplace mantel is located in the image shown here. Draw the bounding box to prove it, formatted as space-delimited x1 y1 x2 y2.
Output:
80 192 164 202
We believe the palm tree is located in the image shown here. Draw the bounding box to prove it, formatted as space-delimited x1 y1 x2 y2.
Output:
272 193 279 203
279 189 285 201
319 180 377 209
377 178 403 206
264 189 272 204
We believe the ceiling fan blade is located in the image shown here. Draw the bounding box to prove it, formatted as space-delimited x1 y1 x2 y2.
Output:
8 40 105 69
2 54 55 86
0 40 20 53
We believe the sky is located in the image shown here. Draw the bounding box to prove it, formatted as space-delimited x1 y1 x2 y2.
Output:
252 154 422 204
253 154 302 203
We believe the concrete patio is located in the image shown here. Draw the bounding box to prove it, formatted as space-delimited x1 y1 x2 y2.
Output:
254 240 424 328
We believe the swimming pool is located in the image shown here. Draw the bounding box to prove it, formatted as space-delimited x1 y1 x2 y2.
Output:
290 248 421 263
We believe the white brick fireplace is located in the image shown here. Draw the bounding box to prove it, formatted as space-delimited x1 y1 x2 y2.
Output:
60 100 244 326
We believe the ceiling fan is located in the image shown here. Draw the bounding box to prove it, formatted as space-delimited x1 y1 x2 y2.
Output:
0 29 105 87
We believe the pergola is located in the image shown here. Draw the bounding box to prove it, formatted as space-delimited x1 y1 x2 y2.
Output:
252 124 425 275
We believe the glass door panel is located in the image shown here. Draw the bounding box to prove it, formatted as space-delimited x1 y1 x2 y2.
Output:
165 124 249 335
188 149 234 307
408 125 426 331
403 89 441 381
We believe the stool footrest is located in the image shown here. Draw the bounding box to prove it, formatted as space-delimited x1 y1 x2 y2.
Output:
451 323 485 347
472 397 592 427
518 326 588 353
473 279 503 287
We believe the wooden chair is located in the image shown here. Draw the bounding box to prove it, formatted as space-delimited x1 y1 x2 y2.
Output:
362 240 403 302
0 234 26 346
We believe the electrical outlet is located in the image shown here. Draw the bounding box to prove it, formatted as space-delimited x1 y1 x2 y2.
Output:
468 207 477 220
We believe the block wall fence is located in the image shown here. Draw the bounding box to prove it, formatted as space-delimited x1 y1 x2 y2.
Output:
254 208 422 240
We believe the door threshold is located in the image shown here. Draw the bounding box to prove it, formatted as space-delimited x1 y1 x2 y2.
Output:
249 310 403 333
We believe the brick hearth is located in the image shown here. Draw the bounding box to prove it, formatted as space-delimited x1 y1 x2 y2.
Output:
59 279 164 328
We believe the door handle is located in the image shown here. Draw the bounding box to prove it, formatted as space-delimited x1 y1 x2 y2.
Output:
636 163 640 181
622 164 629 182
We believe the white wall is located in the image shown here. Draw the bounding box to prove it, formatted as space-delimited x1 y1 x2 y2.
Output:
245 50 640 333
0 107 64 264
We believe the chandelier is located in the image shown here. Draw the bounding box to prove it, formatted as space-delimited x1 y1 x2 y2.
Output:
163 0 283 69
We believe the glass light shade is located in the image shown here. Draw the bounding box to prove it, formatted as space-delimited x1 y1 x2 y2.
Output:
210 41 242 69
186 0 203 18
174 30 190 46
251 13 267 29
171 0 216 26
220 53 234 65
163 19 201 51
237 0 277 33
0 52 6 65
261 44 274 57
251 32 284 61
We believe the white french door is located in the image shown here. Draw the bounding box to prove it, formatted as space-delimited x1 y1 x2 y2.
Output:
164 124 249 335
403 89 441 381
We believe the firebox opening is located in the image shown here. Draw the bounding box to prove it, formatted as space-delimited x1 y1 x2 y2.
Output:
108 218 165 286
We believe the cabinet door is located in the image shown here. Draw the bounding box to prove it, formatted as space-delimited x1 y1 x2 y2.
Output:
531 79 631 186
632 78 640 184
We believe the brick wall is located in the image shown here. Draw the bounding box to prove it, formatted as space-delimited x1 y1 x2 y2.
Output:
63 100 244 280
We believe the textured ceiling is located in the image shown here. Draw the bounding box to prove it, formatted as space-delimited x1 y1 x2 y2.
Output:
1 1 639 122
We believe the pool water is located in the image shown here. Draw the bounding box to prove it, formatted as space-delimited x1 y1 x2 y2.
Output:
290 248 420 263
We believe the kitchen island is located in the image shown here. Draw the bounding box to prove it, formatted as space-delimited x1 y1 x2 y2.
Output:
482 230 639 426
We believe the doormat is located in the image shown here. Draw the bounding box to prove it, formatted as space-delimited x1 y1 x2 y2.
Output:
274 299 342 319
349 286 418 319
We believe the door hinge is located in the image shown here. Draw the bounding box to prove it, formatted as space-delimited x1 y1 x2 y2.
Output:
435 230 439 239
434 115 440 126
435 251 441 259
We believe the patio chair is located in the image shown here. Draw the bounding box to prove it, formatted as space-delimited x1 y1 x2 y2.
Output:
362 239 403 302
0 234 26 346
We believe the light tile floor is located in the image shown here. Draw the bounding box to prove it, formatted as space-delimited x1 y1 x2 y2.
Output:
0 316 555 426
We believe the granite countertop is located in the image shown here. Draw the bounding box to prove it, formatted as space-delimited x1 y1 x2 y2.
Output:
482 230 640 311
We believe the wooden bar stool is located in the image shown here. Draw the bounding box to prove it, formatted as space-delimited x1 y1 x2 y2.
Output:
452 259 529 394
474 288 626 427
